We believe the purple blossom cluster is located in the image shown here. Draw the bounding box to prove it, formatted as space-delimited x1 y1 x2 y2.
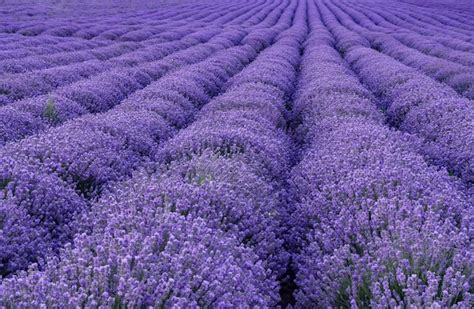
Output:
0 1 300 306
289 1 472 307
319 0 474 186
326 1 474 100
0 1 293 146
0 39 105 61
0 0 473 307
1 212 278 307
0 27 245 144
0 42 139 76
340 2 474 64
0 0 294 285
0 25 273 276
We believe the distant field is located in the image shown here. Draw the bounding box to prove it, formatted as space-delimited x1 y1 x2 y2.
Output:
0 0 472 307
400 0 474 11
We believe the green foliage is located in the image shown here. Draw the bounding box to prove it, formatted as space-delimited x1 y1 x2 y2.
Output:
43 96 59 124
0 178 10 190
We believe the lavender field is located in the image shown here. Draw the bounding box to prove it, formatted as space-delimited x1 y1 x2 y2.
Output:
0 0 473 307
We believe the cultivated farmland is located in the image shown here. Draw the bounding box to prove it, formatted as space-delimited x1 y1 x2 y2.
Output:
0 0 472 307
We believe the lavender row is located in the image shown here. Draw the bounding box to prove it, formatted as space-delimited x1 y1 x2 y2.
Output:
0 26 219 106
9 14 178 40
0 21 188 56
398 0 474 18
153 8 306 276
0 38 106 61
350 1 474 37
0 2 306 305
338 1 474 64
0 43 144 104
2 9 296 305
348 1 474 52
352 0 474 40
394 34 474 66
330 1 474 99
2 0 241 54
0 2 203 38
369 35 474 100
1 209 277 307
0 26 197 76
290 2 472 306
0 34 98 51
82 1 255 42
320 0 474 186
0 0 259 42
0 16 284 279
389 4 473 37
0 3 288 146
205 0 271 26
370 1 474 34
392 33 474 67
184 0 272 27
0 0 272 104
0 31 222 145
0 60 110 106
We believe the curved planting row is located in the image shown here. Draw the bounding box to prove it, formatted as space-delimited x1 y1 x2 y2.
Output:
369 36 474 100
0 1 304 306
329 1 474 100
0 35 162 75
0 0 472 307
0 28 223 144
0 0 269 76
0 12 197 60
0 30 202 102
344 1 474 55
0 2 283 145
355 0 474 40
0 35 101 51
0 23 211 77
391 33 474 67
0 1 217 39
339 1 474 61
289 1 472 307
0 1 280 104
319 0 474 187
349 1 474 52
0 38 108 62
362 0 474 34
0 0 291 279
